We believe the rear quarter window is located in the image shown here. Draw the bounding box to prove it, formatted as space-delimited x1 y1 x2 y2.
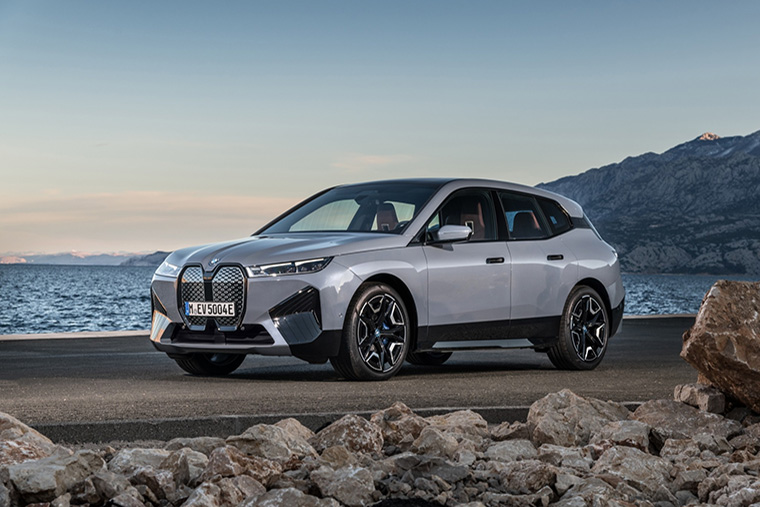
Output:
538 198 572 236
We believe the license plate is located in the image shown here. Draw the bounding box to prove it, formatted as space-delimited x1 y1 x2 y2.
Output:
184 302 235 317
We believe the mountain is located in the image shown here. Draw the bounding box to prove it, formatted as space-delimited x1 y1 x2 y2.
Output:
120 251 170 267
538 130 760 275
0 252 134 266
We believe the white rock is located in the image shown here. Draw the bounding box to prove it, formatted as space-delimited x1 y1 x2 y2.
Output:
250 487 340 507
311 465 375 506
484 439 537 462
312 415 383 455
9 449 105 503
411 426 458 458
527 389 630 447
228 423 317 461
108 448 171 475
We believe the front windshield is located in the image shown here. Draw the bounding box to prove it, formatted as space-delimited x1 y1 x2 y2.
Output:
260 181 442 234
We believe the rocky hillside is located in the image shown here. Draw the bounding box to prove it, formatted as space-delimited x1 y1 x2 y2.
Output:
538 130 760 275
121 251 170 267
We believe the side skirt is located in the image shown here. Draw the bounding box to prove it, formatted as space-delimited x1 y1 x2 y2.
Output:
415 316 560 352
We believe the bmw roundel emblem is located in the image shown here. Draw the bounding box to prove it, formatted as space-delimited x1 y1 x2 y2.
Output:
210 257 219 266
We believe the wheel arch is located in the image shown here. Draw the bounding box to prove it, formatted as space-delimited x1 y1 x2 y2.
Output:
574 277 612 316
361 273 420 350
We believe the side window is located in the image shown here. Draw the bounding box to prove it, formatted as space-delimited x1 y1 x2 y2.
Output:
499 192 550 240
426 189 497 241
538 198 571 236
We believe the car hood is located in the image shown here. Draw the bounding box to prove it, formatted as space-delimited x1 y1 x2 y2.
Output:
166 233 409 269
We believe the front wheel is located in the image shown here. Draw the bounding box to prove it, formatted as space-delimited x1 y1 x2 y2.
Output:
547 286 609 370
174 353 245 376
330 283 410 381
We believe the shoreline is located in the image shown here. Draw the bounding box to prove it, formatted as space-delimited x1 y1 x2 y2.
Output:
0 314 696 341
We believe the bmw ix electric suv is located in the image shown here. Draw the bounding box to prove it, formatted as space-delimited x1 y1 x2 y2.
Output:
150 179 624 380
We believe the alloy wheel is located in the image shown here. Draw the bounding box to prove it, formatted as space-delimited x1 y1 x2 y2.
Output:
356 293 407 373
569 294 607 362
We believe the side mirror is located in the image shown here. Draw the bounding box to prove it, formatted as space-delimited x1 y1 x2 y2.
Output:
430 224 472 243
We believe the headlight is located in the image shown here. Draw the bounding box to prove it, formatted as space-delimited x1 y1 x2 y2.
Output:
155 259 181 278
246 257 332 277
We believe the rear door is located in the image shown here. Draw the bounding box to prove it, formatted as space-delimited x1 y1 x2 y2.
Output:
498 191 578 337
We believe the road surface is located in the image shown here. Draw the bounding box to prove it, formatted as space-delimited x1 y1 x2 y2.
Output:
0 316 697 442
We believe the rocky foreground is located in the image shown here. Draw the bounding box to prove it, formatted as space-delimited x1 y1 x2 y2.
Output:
1 386 759 507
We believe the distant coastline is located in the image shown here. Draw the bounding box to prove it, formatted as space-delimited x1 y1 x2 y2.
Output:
0 251 169 268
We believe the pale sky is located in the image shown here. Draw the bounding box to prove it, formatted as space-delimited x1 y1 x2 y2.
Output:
2 1 759 254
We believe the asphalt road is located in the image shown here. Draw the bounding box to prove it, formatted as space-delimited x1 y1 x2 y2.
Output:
0 317 698 442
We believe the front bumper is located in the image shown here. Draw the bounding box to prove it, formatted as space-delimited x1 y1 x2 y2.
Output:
149 262 355 363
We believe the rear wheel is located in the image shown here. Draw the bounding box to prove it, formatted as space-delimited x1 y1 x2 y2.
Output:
330 283 410 381
406 350 452 366
548 286 609 370
174 353 245 376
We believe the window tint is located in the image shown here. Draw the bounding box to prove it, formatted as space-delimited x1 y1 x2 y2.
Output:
262 181 440 234
291 200 359 232
499 192 549 240
538 198 571 235
426 189 497 241
371 201 416 232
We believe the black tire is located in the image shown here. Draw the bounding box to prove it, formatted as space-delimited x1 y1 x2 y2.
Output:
406 350 452 366
330 283 410 381
548 286 609 371
174 353 245 376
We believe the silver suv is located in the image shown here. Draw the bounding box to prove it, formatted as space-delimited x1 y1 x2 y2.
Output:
150 179 624 380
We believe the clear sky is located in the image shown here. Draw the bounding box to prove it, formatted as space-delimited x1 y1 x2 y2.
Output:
2 1 759 254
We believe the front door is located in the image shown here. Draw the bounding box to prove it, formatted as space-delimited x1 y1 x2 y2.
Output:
420 189 511 348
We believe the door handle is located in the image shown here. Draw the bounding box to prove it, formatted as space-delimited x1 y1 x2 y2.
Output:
486 257 505 264
547 254 564 261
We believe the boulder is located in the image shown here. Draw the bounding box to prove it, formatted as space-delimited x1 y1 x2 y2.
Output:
181 482 220 507
631 400 742 446
159 447 208 486
536 444 592 471
311 465 376 506
674 383 726 413
591 445 672 498
199 446 281 485
411 426 458 459
589 420 650 451
164 437 225 457
487 459 557 495
75 470 140 505
312 415 383 455
370 402 429 446
479 486 553 507
8 450 105 503
0 412 57 467
527 389 630 446
483 439 537 462
227 423 317 461
681 280 760 412
274 418 316 442
249 487 340 507
426 410 489 440
108 448 171 475
317 446 357 470
108 492 145 507
490 421 530 441
130 466 177 501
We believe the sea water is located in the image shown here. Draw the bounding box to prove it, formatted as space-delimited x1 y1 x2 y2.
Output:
0 265 756 335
